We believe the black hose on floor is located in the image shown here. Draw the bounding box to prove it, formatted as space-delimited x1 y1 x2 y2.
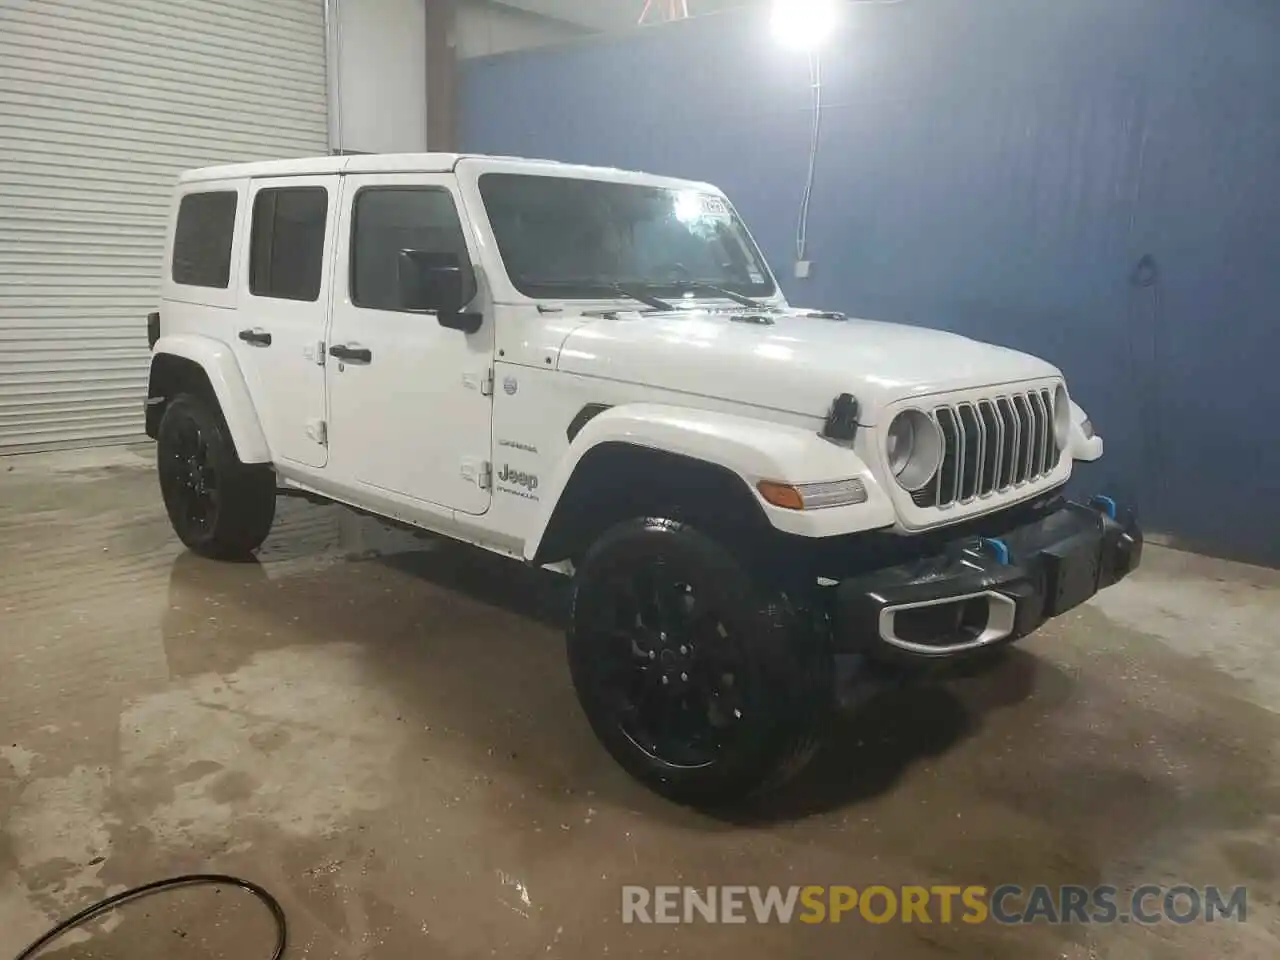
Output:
13 873 287 960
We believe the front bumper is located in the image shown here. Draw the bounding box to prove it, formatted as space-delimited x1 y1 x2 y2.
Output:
833 497 1142 662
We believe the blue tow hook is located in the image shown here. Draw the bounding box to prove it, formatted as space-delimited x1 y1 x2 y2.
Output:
981 537 1011 566
1090 494 1118 520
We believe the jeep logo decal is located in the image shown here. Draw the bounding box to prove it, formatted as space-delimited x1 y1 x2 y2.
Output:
498 464 538 491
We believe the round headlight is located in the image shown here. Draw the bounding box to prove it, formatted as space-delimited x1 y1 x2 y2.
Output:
886 410 943 492
1053 384 1071 448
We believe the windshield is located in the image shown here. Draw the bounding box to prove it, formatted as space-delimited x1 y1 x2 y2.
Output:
478 173 777 302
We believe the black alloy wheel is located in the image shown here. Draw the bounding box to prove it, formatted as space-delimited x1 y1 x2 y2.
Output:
156 394 276 560
584 561 749 769
568 517 831 806
160 412 220 539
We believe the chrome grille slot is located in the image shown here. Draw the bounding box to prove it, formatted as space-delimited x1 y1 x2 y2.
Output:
957 403 981 501
1027 393 1042 479
1039 388 1058 475
912 386 1064 510
1012 394 1032 484
995 397 1017 487
977 400 1001 495
935 406 961 507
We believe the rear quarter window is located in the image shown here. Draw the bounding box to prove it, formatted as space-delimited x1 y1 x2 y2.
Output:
172 191 238 288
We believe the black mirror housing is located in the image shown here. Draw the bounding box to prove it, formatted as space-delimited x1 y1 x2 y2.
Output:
436 310 482 334
397 250 479 329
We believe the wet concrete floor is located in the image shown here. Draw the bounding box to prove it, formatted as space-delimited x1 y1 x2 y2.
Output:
2 445 1279 959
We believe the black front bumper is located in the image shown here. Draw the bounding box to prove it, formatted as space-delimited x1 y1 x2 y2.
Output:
833 497 1142 662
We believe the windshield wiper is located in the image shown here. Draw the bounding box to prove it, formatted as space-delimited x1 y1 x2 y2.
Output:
662 280 767 310
520 277 674 311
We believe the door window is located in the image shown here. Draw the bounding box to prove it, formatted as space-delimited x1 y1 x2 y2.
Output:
350 187 468 312
249 187 328 301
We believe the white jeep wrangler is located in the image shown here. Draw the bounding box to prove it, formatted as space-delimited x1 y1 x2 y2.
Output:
146 153 1141 805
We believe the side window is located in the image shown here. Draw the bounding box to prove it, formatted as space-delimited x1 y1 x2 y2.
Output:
351 187 468 312
172 191 237 288
249 187 328 301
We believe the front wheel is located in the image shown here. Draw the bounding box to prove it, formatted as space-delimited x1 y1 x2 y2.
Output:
157 393 276 560
567 517 831 807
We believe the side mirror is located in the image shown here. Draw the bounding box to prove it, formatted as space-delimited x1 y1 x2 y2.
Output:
397 250 481 332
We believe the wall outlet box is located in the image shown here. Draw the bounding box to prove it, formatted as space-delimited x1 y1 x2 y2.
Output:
794 260 812 279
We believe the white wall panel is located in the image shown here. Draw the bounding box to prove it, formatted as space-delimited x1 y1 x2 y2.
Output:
331 0 427 153
0 0 329 451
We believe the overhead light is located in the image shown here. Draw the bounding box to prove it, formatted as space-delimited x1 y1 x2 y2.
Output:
770 0 839 50
673 190 702 223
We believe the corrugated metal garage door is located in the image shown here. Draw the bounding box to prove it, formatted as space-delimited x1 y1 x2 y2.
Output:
0 0 329 452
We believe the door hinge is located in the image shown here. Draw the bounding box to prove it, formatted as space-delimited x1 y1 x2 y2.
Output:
461 458 493 490
306 419 328 446
480 367 494 396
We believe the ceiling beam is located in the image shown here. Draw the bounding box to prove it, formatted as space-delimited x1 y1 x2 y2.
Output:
473 0 623 32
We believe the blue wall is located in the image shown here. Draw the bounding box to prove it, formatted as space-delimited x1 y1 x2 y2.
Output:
462 0 1280 565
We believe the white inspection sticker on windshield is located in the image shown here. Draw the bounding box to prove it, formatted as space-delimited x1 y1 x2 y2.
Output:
700 195 731 218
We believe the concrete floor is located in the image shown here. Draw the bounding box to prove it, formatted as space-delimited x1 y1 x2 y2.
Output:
2 446 1279 959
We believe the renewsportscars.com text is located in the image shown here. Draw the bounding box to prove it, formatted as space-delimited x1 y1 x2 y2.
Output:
621 884 1247 925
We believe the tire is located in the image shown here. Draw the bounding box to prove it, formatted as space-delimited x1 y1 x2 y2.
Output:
567 517 832 807
157 393 276 560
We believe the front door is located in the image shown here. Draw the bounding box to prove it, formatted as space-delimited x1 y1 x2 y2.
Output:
233 176 336 468
324 173 493 515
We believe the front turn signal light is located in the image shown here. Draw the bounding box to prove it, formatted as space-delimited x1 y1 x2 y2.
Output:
757 478 868 511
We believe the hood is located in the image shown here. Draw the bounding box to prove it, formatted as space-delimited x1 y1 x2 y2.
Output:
555 306 1060 425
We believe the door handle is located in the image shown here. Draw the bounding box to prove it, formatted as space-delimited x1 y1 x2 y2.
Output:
329 343 372 364
238 328 272 347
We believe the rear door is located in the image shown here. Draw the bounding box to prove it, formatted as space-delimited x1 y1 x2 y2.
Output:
233 176 337 468
323 173 494 515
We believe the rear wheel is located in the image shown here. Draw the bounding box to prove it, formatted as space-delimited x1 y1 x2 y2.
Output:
567 517 831 806
157 394 276 560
